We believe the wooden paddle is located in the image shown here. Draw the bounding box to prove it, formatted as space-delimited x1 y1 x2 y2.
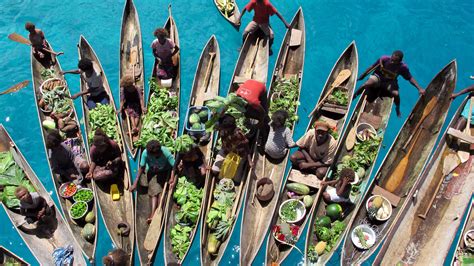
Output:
0 80 30 95
345 95 367 151
458 97 474 162
402 96 438 151
203 52 216 92
246 37 261 79
144 182 169 251
308 69 352 117
8 33 63 56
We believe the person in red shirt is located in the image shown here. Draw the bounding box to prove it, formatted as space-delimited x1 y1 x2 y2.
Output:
237 0 290 54
236 79 268 128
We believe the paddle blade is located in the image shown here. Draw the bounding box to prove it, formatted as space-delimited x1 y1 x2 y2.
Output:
0 80 30 95
384 156 409 193
345 127 356 151
331 69 352 88
8 33 31 45
443 153 460 176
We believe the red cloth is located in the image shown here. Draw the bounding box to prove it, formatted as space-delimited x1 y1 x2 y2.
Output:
245 0 277 24
236 79 266 108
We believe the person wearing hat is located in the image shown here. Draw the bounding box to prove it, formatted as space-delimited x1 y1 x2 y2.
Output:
321 168 355 204
290 121 337 179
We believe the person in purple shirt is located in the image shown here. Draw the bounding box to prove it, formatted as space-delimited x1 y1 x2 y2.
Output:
353 50 425 117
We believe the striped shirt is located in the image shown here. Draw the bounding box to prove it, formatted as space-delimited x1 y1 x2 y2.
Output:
265 126 295 159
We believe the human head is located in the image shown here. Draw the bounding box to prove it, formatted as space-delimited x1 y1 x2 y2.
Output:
92 128 110 153
45 130 62 149
120 75 135 91
15 186 32 203
271 110 288 128
154 28 168 42
102 248 129 266
391 50 404 64
146 140 162 157
78 58 93 72
218 114 237 133
314 121 330 144
339 168 355 183
25 22 35 32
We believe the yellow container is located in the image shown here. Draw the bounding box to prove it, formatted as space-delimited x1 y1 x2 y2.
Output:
110 184 120 201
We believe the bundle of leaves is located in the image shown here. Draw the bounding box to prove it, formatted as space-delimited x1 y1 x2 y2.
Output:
0 151 35 208
174 135 195 154
42 89 73 115
269 77 300 128
136 78 179 149
170 224 193 260
40 69 55 80
205 93 249 134
327 87 349 106
206 179 236 241
336 135 381 175
88 103 119 142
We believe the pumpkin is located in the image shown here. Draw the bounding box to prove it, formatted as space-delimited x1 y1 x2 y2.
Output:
81 223 95 242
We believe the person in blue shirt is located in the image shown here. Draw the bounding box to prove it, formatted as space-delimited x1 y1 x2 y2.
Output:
450 81 474 130
130 140 175 223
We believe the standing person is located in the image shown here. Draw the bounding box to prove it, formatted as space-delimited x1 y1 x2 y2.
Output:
353 50 425 117
25 22 63 66
15 186 52 224
86 129 123 181
237 0 290 54
129 140 175 223
61 58 109 109
118 75 146 135
450 82 474 130
290 121 337 179
151 28 180 79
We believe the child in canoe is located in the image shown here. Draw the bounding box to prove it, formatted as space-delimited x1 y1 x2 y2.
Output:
321 168 355 204
264 110 296 160
117 75 145 135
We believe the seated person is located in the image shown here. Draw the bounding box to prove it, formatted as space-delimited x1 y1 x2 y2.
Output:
264 110 296 160
102 248 129 266
321 168 355 204
236 79 268 129
130 140 175 223
290 121 337 179
174 145 207 188
212 114 252 180
118 75 146 135
62 58 109 109
46 130 89 182
15 186 52 224
151 28 179 79
86 129 123 181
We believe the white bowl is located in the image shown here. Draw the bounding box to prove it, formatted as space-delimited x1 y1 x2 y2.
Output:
351 224 376 249
279 199 306 224
356 123 376 142
366 195 392 222
464 229 474 249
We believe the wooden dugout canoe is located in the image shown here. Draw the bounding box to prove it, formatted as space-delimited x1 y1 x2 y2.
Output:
200 30 269 266
374 95 474 265
448 196 474 265
135 6 181 265
119 0 145 158
239 8 305 266
31 39 98 261
0 245 30 265
78 35 135 259
340 60 457 265
265 41 358 265
305 94 393 263
213 0 241 27
163 35 220 265
0 124 87 265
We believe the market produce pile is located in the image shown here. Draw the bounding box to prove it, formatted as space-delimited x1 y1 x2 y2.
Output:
73 189 94 203
327 87 349 106
136 78 179 150
0 151 35 208
205 93 248 134
170 177 203 260
269 77 300 128
41 68 55 80
187 107 209 132
216 0 235 17
39 85 73 116
206 178 236 255
174 134 195 154
88 103 119 142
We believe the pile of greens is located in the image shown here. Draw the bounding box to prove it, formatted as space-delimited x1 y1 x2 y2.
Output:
42 89 73 115
336 135 381 180
205 93 249 134
41 69 55 80
171 177 203 259
280 200 299 221
174 135 195 154
308 220 346 261
327 87 349 106
269 77 300 128
136 78 179 149
88 103 119 142
0 151 35 208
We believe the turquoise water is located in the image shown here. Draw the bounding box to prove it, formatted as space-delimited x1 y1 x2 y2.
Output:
1 0 473 265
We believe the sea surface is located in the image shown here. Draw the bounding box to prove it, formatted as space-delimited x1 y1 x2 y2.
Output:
0 0 473 265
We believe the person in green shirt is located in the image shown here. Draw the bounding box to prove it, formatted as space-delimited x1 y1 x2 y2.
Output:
130 140 175 223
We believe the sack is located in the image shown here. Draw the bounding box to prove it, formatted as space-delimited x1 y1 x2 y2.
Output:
219 152 241 180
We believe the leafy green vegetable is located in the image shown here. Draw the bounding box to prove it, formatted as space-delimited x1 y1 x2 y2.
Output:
42 89 73 115
269 77 300 128
307 245 319 262
174 135 195 154
170 224 193 259
206 178 236 242
0 151 35 208
316 226 333 242
41 69 55 80
204 93 249 134
73 189 94 202
70 201 87 219
280 200 299 221
327 87 349 106
88 103 119 142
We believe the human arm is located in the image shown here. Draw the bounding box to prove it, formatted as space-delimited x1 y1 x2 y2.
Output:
60 69 81 75
285 128 297 148
321 179 339 187
236 8 247 26
129 166 144 192
139 87 146 113
336 178 349 196
409 77 425 96
451 85 474 100
358 57 382 81
275 11 290 28
171 46 180 57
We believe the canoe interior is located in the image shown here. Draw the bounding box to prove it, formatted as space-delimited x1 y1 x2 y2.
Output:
341 61 457 265
266 41 358 265
240 9 305 266
375 96 474 265
306 94 393 265
119 0 145 158
0 125 86 265
30 41 97 260
0 246 30 265
213 0 241 27
136 12 181 265
200 31 269 266
78 36 135 259
163 36 220 265
452 198 474 265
